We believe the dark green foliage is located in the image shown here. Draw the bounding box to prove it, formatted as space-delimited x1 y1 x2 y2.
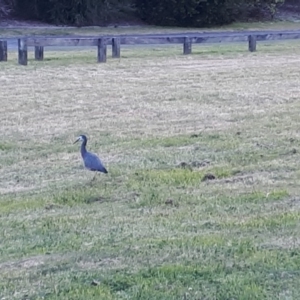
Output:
135 0 233 27
243 0 285 20
11 0 134 25
7 0 285 26
135 0 285 27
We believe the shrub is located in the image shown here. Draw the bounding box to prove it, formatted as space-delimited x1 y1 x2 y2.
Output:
134 0 285 27
10 0 132 25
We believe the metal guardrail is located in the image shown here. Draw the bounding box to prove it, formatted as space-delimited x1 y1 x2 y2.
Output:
1 31 300 65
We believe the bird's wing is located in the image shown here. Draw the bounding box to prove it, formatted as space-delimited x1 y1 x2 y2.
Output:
84 151 107 173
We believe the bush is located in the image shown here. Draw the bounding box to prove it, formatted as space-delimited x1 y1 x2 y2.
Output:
135 0 285 27
243 0 285 20
135 0 236 27
10 0 133 25
8 0 285 26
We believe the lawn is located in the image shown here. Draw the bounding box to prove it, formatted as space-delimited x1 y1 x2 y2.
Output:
1 41 300 299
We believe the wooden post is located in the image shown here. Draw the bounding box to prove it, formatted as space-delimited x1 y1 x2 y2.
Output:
248 35 257 52
183 37 192 55
97 38 107 63
18 38 28 65
35 46 44 60
112 37 120 58
0 40 7 62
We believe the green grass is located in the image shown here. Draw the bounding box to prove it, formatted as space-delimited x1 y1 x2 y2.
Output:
1 40 300 299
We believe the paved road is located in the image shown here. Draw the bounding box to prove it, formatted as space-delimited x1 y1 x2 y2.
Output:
3 29 300 51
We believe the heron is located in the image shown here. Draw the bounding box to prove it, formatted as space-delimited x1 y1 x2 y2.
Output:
74 135 108 178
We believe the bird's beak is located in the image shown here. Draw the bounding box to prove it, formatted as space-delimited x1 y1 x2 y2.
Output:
73 138 80 144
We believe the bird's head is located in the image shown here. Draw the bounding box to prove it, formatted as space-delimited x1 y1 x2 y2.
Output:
73 134 87 144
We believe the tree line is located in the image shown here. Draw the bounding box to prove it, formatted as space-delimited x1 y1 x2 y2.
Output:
5 0 285 26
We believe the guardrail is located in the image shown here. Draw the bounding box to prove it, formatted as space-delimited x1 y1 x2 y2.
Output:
1 31 300 65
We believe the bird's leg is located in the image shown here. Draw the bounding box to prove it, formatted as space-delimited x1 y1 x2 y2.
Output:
91 173 97 182
87 174 97 187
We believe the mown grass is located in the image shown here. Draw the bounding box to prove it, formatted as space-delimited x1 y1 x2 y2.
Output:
1 40 300 299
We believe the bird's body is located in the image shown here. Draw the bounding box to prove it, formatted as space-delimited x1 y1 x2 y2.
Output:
74 135 108 174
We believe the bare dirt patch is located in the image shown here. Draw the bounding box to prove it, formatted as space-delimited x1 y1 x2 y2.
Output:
0 255 52 271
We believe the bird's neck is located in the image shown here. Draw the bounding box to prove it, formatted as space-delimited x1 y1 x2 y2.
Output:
80 141 87 157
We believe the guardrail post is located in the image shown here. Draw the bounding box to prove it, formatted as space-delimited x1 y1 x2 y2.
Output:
112 37 120 58
98 38 107 63
248 35 257 52
18 38 28 65
0 40 7 62
183 37 192 55
35 46 44 60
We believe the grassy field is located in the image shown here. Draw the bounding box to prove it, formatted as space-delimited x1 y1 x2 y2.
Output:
1 40 300 299
1 20 300 38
